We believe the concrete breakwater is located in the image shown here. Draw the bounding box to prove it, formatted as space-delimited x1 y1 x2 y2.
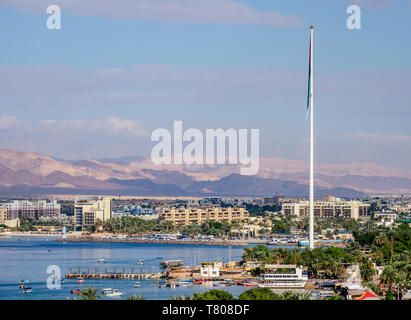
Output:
55 237 248 246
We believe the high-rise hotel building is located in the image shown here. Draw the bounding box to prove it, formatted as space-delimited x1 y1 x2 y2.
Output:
74 197 112 231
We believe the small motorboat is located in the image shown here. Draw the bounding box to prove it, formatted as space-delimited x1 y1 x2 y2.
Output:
176 281 192 287
133 282 141 288
97 259 105 263
213 282 226 287
71 289 82 294
102 288 113 294
23 287 32 293
77 279 84 284
106 290 123 298
137 260 144 265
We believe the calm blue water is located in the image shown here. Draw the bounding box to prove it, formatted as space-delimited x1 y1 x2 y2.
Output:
0 237 249 300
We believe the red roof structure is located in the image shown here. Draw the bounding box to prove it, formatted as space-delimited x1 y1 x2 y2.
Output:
354 291 380 300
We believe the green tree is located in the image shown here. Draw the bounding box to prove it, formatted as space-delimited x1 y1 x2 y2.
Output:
280 290 311 300
79 287 101 300
359 257 376 283
238 288 280 300
380 265 397 291
127 295 146 300
193 290 235 300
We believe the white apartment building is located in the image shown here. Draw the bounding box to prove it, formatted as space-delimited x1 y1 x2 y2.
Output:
281 197 370 220
4 200 60 219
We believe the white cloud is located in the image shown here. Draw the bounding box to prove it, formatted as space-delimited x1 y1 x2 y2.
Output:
0 115 25 130
39 117 148 138
0 0 304 27
0 116 149 159
352 131 411 142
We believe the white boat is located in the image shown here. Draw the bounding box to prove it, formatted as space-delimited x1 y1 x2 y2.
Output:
176 281 192 287
23 287 32 293
101 288 113 294
97 259 105 263
106 290 123 297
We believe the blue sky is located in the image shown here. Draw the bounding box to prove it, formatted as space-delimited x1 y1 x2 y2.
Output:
0 0 410 169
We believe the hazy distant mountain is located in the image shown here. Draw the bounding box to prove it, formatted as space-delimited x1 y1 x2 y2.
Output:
0 148 410 196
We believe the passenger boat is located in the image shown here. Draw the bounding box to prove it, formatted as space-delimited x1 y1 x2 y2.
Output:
106 290 124 298
258 264 308 289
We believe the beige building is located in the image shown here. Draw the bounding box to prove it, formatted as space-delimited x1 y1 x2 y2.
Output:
74 197 112 231
0 207 20 228
282 196 370 220
159 206 249 226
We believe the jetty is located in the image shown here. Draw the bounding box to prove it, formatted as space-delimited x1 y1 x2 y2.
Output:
55 237 247 246
65 266 165 280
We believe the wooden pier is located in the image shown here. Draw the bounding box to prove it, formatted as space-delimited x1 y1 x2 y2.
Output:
65 266 165 280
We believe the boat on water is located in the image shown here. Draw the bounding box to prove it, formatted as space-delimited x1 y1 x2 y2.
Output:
176 281 192 287
258 264 308 289
133 282 141 288
137 260 144 265
71 289 82 294
23 287 32 293
101 288 113 294
213 282 226 288
97 259 105 263
77 278 84 284
106 290 123 298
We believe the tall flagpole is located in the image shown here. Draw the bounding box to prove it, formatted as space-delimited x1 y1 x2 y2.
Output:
309 25 315 249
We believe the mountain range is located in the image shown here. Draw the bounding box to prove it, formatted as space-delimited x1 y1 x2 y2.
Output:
1 149 411 197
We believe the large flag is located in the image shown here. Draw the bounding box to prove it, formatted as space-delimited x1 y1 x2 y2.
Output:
307 32 312 112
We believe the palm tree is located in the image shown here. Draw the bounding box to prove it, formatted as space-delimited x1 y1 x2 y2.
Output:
380 265 397 291
280 290 311 300
127 295 146 300
394 272 409 300
375 232 388 246
79 287 101 300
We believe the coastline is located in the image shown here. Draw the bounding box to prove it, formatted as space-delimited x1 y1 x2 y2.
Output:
54 237 248 246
